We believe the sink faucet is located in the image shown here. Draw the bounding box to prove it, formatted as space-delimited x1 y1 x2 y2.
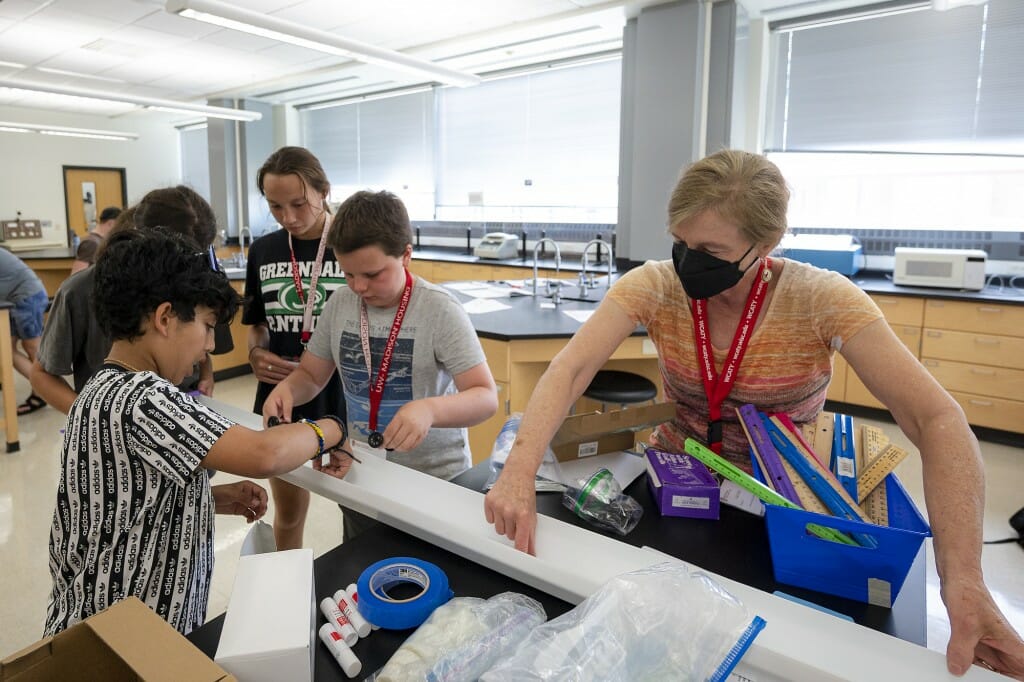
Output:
532 238 562 303
580 238 613 292
237 226 251 268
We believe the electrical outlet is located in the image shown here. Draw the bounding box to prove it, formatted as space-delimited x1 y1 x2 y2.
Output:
989 260 1024 278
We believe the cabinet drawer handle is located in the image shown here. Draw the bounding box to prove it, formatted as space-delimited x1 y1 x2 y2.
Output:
969 367 995 376
968 399 993 407
923 359 939 367
977 306 1003 314
973 338 1001 346
926 330 943 338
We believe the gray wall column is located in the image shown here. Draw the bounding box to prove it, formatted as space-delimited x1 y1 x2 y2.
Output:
616 0 737 265
206 100 241 240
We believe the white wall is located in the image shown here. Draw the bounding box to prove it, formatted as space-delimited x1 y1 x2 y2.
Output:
0 106 182 249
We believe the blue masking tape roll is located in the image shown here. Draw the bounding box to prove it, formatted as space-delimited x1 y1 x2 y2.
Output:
355 557 453 630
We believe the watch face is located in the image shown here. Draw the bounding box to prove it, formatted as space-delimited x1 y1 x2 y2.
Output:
368 431 384 449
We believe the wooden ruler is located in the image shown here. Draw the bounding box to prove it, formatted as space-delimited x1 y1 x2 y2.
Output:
857 443 908 503
859 424 892 525
801 411 834 463
778 455 830 515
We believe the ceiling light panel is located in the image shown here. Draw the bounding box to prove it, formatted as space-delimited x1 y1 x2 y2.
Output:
165 0 481 87
0 120 138 141
0 86 136 116
0 79 261 121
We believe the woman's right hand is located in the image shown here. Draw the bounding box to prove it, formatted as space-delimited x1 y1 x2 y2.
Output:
250 348 299 385
484 470 538 556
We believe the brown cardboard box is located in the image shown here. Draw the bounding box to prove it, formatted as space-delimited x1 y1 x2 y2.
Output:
549 402 675 462
0 597 234 682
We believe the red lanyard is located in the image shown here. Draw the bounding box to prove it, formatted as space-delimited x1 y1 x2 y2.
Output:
359 268 414 433
691 257 772 453
288 227 331 344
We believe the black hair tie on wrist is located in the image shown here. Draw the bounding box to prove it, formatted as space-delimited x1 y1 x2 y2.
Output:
319 414 348 448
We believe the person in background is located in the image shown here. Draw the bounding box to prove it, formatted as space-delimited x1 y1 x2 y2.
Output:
32 187 229 414
264 190 497 542
0 248 49 414
70 205 121 275
44 228 352 637
243 146 348 551
483 150 1024 680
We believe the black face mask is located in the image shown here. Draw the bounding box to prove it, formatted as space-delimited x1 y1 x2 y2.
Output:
671 241 757 300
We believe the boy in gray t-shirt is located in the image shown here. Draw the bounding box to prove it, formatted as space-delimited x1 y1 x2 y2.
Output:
264 191 498 535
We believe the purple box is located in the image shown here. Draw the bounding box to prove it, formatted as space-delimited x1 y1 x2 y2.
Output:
645 448 720 519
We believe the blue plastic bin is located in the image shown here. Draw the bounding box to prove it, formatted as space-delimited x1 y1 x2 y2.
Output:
763 474 930 607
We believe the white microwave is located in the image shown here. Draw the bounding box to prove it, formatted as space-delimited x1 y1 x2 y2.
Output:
893 247 986 291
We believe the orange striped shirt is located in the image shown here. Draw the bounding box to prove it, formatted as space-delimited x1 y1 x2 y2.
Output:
607 258 883 469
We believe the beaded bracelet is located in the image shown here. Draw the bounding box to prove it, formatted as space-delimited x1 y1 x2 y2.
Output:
297 418 325 460
319 414 348 448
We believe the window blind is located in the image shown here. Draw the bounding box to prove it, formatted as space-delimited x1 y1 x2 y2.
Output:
767 1 1024 154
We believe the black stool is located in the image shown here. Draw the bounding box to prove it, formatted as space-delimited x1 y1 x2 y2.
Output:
583 370 658 410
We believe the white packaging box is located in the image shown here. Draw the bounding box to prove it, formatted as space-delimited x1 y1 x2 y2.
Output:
215 548 315 682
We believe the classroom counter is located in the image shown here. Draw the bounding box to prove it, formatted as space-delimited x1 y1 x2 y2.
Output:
185 460 927 679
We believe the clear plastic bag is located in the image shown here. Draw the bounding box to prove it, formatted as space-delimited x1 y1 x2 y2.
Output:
561 468 643 536
370 592 546 682
480 562 766 682
484 413 566 493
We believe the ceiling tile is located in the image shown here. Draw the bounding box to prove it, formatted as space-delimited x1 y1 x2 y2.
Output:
48 0 157 24
0 0 50 21
36 48 133 76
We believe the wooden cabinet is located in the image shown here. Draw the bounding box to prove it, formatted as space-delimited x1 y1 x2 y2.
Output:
836 295 1024 434
28 259 74 297
419 260 564 285
407 259 434 281
919 300 1024 433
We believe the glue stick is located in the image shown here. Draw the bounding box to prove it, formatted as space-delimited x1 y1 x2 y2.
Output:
333 589 371 638
319 597 358 646
345 583 379 631
318 623 361 678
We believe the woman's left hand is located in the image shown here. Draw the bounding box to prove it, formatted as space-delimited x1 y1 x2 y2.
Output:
943 576 1024 679
212 481 269 523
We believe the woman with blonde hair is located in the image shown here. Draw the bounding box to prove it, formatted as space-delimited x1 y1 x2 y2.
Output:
485 149 1024 679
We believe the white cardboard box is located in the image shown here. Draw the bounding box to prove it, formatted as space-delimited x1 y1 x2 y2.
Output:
215 549 315 682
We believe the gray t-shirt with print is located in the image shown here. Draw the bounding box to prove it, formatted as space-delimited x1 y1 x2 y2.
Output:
307 275 485 480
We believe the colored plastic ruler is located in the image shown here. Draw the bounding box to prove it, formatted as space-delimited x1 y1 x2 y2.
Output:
767 414 832 515
765 417 877 548
737 405 801 506
857 443 908 504
832 414 858 501
683 438 856 546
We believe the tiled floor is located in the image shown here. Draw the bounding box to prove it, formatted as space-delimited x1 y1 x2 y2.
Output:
1 372 1021 662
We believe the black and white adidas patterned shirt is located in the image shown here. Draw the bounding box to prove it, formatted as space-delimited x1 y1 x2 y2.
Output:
45 365 234 635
